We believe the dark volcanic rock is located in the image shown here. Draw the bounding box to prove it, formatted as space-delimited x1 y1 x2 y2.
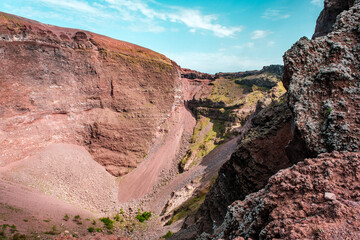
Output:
313 0 356 39
207 152 360 240
283 1 360 155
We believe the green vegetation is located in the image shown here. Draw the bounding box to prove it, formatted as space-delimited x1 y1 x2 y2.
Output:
180 116 233 171
9 225 16 234
87 227 95 233
96 227 103 232
114 213 122 222
63 214 69 221
209 78 248 105
162 231 174 238
73 215 82 225
166 175 217 226
99 217 114 230
166 190 207 226
10 233 26 240
44 225 60 235
135 211 152 222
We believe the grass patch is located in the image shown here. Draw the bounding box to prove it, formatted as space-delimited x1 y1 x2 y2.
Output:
99 217 114 230
44 225 60 235
135 211 151 222
63 214 69 221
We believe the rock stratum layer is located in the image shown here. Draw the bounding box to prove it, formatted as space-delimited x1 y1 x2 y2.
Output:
0 12 180 176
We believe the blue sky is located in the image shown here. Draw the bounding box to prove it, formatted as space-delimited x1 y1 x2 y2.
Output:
0 0 323 73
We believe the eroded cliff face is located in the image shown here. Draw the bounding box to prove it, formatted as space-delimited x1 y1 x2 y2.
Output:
0 12 179 176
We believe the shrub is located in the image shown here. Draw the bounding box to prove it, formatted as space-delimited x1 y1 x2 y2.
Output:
96 228 103 232
113 214 122 222
163 231 174 238
63 214 69 221
99 217 114 230
11 233 26 240
135 211 151 222
87 227 95 233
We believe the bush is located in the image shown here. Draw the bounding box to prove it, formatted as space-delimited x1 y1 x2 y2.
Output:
87 227 95 233
99 217 114 230
135 211 151 222
163 231 174 238
63 214 69 221
113 214 122 222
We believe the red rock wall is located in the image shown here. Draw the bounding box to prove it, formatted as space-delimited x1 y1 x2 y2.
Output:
0 12 179 176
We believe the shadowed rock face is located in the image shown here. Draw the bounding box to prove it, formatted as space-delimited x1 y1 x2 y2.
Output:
194 101 293 234
0 12 179 176
312 0 355 39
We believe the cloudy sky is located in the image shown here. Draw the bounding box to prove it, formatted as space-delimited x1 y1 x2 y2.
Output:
0 0 323 73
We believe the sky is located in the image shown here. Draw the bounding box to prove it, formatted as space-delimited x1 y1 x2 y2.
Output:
0 0 323 73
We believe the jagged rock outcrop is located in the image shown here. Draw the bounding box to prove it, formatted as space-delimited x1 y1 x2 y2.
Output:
312 0 355 38
283 1 360 156
0 12 179 176
173 100 293 238
207 151 360 240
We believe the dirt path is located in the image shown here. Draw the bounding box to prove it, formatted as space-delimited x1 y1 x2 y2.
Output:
117 103 196 203
148 135 240 213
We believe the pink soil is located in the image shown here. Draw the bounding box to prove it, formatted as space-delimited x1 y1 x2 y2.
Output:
117 102 196 202
0 178 94 234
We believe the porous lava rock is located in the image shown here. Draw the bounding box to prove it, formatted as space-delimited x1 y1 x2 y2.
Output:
283 1 360 155
0 12 179 176
206 151 360 240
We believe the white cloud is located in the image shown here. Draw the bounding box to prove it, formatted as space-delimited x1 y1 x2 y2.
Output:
166 52 276 74
167 9 243 37
235 42 255 49
267 41 275 47
36 0 107 16
262 9 290 20
251 30 273 39
36 0 243 37
311 0 323 6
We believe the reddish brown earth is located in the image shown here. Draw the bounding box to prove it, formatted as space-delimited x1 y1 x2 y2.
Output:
208 152 360 240
0 11 178 177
